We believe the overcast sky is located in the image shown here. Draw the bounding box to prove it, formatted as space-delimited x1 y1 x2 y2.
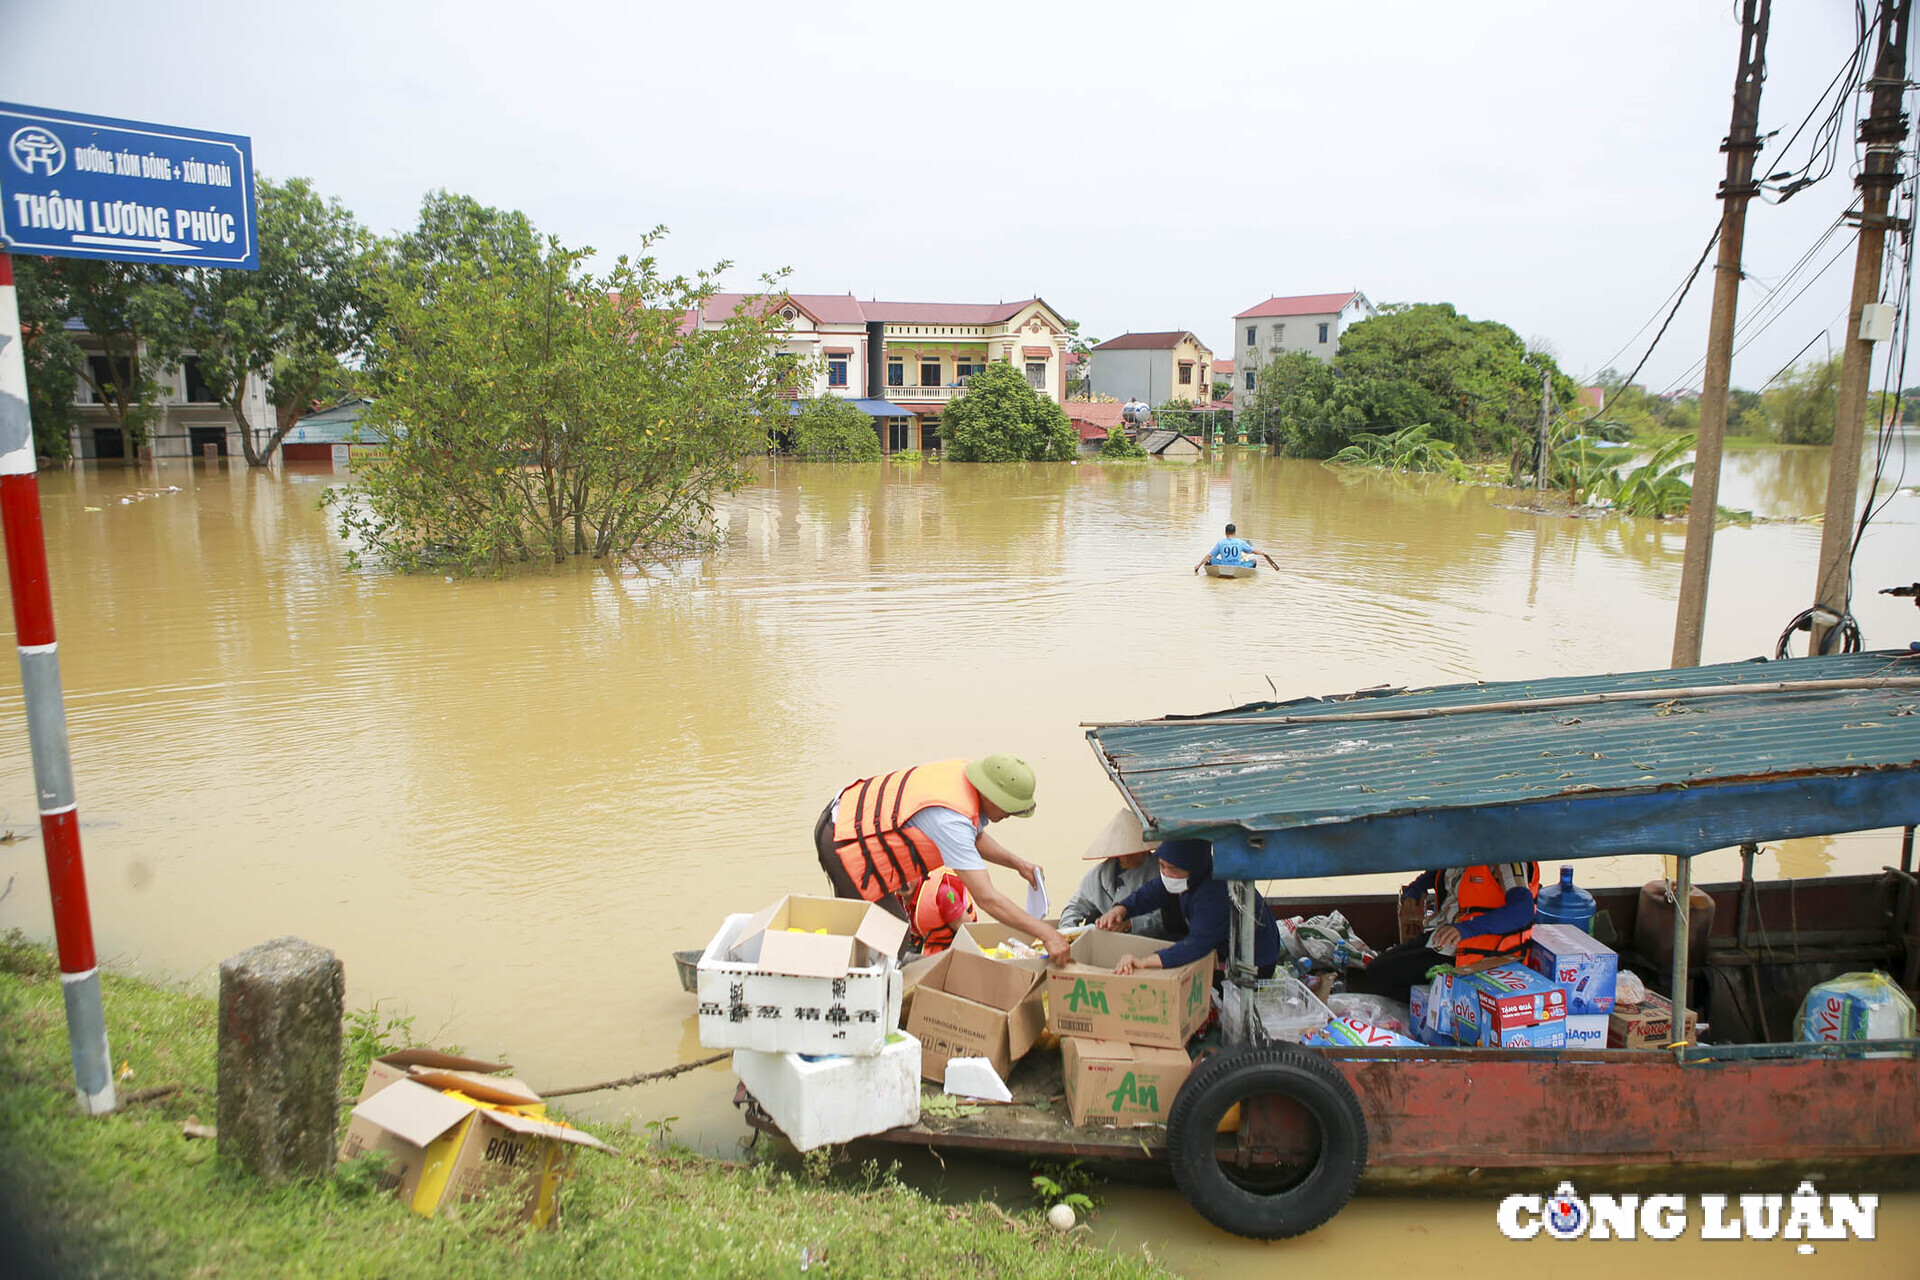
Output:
5 1 1898 391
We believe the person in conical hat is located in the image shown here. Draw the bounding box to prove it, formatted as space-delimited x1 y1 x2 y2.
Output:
1057 809 1168 938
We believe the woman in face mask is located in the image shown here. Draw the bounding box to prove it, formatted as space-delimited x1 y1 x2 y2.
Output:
1094 839 1282 977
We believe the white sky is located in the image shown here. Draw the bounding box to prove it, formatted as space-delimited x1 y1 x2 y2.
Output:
4 1 1899 391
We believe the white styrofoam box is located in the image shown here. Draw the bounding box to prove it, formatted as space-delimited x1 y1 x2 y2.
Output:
732 1032 922 1152
1564 1013 1610 1050
697 913 904 1056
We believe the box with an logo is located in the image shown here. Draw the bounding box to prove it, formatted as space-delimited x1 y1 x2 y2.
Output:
1060 1037 1193 1126
696 899 907 1057
1527 924 1619 1016
1044 931 1214 1050
1462 960 1566 1048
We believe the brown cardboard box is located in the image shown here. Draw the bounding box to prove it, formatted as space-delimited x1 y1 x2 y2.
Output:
1607 991 1699 1048
904 948 1047 1083
340 1058 609 1227
953 922 1052 974
1045 931 1214 1049
1060 1037 1193 1127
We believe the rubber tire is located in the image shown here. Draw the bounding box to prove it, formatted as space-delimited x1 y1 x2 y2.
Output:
1166 1045 1368 1240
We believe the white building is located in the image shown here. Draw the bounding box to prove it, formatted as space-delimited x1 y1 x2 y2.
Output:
1085 331 1216 406
1230 291 1377 398
66 323 269 461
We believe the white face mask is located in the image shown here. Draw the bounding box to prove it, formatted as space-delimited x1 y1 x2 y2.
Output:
1161 872 1189 895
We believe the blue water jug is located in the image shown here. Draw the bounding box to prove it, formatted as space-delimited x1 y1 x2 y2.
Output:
1535 865 1597 934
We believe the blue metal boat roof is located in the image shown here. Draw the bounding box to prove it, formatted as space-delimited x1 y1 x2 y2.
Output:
1085 651 1920 881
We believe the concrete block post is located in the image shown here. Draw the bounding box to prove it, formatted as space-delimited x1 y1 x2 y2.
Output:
216 937 344 1181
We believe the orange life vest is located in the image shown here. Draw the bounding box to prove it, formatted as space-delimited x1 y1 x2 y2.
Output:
830 759 980 906
911 866 977 953
1453 862 1540 964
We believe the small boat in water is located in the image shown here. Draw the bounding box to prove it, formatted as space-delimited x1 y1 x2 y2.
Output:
1204 563 1257 578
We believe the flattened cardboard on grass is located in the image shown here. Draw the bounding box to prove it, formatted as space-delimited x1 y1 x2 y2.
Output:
1045 931 1213 1049
904 948 1046 1083
340 1071 610 1227
697 899 908 1057
1060 1037 1193 1127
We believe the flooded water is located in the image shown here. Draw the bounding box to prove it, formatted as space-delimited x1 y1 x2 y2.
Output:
2 442 1916 1271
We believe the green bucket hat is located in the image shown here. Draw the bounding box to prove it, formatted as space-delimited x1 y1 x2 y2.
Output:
965 753 1037 817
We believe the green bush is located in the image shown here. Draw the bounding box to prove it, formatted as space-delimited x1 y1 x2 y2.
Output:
791 396 882 461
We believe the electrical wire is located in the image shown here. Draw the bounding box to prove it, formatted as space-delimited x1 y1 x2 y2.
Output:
1759 2 1874 205
1582 227 1719 426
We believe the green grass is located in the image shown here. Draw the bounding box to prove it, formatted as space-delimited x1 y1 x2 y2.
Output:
0 933 1163 1279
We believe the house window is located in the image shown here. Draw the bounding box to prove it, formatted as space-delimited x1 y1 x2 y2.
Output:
827 355 849 388
887 358 904 387
920 359 942 387
84 354 132 404
889 418 911 452
183 357 217 404
1178 362 1193 385
1245 326 1256 348
1244 370 1256 391
1272 323 1284 344
1318 323 1329 343
955 361 985 380
1025 362 1047 391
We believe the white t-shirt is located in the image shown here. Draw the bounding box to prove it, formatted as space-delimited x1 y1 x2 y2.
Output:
829 796 986 872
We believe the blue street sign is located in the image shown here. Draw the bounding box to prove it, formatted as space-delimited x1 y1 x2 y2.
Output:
0 102 257 270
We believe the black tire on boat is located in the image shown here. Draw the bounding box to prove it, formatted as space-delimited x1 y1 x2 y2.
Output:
1165 1045 1368 1240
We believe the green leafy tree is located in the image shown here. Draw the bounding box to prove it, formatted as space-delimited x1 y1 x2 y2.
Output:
10 256 81 464
45 259 189 462
1244 350 1351 455
1062 319 1096 398
1760 356 1853 445
1098 425 1147 458
790 396 881 460
940 362 1077 461
333 205 789 573
180 177 379 467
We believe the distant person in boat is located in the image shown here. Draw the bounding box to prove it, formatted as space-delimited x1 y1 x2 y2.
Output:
1346 862 1541 1001
817 754 1071 962
1194 523 1280 574
1095 839 1281 977
1058 809 1168 939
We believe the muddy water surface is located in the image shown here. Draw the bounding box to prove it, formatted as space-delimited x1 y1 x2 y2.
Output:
1 444 1915 1271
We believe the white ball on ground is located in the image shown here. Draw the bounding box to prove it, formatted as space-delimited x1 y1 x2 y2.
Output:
1047 1203 1076 1232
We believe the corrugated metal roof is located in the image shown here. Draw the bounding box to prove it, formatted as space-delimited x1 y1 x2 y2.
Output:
1087 651 1920 875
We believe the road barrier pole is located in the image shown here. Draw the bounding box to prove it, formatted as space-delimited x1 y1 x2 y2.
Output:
0 252 115 1114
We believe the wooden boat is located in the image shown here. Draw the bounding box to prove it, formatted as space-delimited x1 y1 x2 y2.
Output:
736 651 1920 1239
1204 562 1256 578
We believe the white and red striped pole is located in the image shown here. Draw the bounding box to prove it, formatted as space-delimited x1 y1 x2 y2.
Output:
0 252 114 1114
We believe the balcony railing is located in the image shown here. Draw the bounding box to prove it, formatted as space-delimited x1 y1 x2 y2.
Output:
888 384 961 401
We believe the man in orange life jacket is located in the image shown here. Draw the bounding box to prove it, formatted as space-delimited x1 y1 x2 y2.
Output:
1347 862 1540 1002
815 754 1071 963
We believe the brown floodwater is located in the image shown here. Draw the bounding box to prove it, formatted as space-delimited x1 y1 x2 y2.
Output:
2 443 1916 1271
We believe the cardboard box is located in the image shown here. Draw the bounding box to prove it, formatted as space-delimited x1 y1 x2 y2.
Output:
905 948 1047 1082
1527 924 1620 1016
1060 1037 1193 1127
1462 961 1566 1048
953 921 1052 974
697 900 908 1056
732 1031 922 1151
1563 1013 1610 1050
1608 991 1698 1048
340 1075 609 1227
1045 931 1214 1050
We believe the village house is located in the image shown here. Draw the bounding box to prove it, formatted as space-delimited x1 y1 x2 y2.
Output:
1230 291 1377 399
682 292 1073 454
1085 331 1216 407
64 321 269 461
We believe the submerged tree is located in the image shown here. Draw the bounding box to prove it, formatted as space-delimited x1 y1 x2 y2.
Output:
940 362 1077 462
1098 425 1147 458
1760 356 1855 446
790 395 881 461
333 204 789 573
10 256 81 464
41 259 189 462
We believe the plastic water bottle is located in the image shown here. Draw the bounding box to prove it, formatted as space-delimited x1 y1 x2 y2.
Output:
1334 940 1350 970
1535 865 1598 934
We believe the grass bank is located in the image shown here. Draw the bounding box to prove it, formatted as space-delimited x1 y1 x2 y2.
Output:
0 934 1163 1279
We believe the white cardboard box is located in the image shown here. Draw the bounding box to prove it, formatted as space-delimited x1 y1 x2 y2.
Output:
733 1032 922 1151
1564 1013 1610 1050
697 905 905 1056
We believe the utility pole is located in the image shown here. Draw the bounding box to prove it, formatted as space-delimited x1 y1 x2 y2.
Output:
1813 0 1913 653
1535 363 1552 492
1672 0 1772 669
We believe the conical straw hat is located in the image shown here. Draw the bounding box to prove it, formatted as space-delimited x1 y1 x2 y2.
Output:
1082 808 1161 860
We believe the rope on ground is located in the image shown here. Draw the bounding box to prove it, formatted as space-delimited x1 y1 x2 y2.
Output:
541 1051 730 1098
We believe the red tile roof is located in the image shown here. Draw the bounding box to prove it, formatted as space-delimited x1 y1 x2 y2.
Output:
1091 331 1199 351
1212 359 1234 376
1235 292 1361 320
861 299 1037 324
1063 401 1126 441
693 292 869 325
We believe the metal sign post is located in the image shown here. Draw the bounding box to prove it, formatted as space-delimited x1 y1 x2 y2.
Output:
0 103 256 1115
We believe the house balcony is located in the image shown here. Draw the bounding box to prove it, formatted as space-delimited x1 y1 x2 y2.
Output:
889 384 962 402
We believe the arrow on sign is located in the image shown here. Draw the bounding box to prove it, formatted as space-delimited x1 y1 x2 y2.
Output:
69 234 200 254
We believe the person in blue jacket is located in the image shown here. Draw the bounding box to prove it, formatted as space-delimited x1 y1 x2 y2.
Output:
1193 522 1280 574
1094 838 1282 977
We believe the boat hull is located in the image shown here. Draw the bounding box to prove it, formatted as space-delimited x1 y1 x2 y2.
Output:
1205 563 1257 578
